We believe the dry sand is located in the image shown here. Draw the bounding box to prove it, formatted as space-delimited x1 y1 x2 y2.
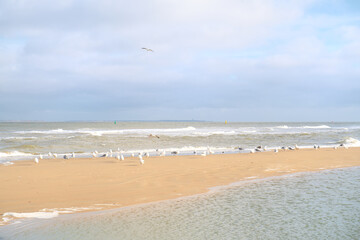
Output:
1 147 359 216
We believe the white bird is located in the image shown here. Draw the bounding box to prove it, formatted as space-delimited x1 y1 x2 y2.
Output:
109 149 113 153
48 152 53 158
314 144 318 150
131 152 135 157
295 144 299 150
53 153 58 158
34 158 39 164
139 155 144 165
250 149 255 153
72 152 75 158
120 154 125 161
142 47 154 52
333 146 338 150
94 150 98 154
92 152 97 158
274 148 279 153
344 145 348 149
160 150 166 157
145 152 150 157
263 146 268 151
201 151 207 157
208 148 214 154
116 155 120 160
39 154 43 159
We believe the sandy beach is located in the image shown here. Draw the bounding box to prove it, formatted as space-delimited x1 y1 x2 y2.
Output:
1 147 360 217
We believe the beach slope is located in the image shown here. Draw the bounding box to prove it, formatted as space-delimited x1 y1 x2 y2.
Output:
1 148 359 215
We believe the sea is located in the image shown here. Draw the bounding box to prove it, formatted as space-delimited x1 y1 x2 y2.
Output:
1 121 360 163
0 122 360 239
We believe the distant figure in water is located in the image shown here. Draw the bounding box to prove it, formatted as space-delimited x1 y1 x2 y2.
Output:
148 134 160 139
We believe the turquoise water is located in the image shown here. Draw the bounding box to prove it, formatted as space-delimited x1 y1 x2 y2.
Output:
1 121 360 162
1 167 359 240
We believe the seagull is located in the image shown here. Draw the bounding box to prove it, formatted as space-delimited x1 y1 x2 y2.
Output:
121 154 125 161
63 155 69 159
207 148 214 154
201 151 207 157
116 155 120 161
39 154 43 159
295 144 299 150
333 146 338 150
48 152 53 158
131 152 135 157
274 148 279 153
238 147 244 150
171 151 180 155
160 150 166 157
94 150 98 154
139 155 144 165
100 153 108 157
34 158 39 164
145 152 150 157
288 146 295 150
255 148 261 152
142 47 154 52
92 152 97 158
53 153 58 158
250 149 255 153
263 146 268 151
72 152 75 158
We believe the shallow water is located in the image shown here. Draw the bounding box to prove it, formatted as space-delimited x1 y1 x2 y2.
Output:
1 167 359 240
1 121 360 162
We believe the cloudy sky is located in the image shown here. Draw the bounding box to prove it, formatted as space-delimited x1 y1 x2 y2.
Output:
0 0 359 121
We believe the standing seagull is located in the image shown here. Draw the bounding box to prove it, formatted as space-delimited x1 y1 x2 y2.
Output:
34 158 39 164
139 155 145 165
142 47 154 52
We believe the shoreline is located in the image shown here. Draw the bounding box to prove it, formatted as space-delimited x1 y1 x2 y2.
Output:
1 147 360 225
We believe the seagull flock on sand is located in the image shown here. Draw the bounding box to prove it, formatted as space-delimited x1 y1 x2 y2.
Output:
33 143 350 164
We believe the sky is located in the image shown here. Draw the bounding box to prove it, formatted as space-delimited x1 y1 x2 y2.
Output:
0 0 359 121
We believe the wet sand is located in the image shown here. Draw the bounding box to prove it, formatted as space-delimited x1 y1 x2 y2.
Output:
1 147 359 217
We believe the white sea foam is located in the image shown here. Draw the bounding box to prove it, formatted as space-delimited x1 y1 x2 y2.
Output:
301 125 331 129
14 126 197 136
0 136 37 140
0 151 32 157
1 207 103 225
3 212 59 219
276 125 289 129
343 137 360 147
2 161 14 166
275 125 331 129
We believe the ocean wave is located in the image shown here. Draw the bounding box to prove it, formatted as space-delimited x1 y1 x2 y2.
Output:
338 137 360 147
301 125 331 129
275 125 331 129
0 151 33 158
14 126 197 136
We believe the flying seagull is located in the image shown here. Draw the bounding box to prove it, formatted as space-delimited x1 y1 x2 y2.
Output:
142 47 154 52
